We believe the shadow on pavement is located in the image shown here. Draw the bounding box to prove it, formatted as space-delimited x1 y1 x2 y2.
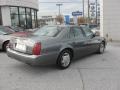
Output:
0 50 5 54
11 63 60 76
8 50 109 75
72 50 109 65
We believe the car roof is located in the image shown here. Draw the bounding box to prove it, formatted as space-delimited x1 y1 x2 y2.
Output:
45 25 85 28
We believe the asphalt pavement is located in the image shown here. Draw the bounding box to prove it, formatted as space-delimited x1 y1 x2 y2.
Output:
0 43 120 90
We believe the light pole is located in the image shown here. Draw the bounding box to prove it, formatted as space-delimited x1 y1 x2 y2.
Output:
88 0 90 23
96 0 98 25
83 0 85 18
56 4 63 15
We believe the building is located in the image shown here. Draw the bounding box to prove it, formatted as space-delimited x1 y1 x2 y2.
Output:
38 16 56 27
101 0 120 41
0 0 39 29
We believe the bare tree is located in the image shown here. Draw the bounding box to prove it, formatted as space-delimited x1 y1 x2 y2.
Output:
77 17 86 25
56 15 64 25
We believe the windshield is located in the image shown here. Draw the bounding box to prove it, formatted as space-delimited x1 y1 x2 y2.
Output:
33 26 62 37
0 26 14 34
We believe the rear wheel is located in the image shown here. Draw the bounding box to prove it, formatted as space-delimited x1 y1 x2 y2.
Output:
57 50 72 69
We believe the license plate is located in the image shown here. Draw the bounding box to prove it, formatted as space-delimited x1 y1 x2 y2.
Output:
16 39 26 52
16 44 26 52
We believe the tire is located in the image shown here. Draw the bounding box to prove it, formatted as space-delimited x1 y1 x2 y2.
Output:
98 42 105 54
3 41 9 51
57 50 72 69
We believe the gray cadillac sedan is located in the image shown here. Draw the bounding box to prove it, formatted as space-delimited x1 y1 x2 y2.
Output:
7 25 106 69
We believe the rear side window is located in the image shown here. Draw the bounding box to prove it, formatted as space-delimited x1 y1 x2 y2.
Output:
33 26 62 37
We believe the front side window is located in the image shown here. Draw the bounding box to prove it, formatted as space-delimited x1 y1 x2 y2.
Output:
71 27 85 38
81 26 93 38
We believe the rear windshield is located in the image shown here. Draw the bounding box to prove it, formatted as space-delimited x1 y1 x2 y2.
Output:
33 26 62 37
0 26 14 34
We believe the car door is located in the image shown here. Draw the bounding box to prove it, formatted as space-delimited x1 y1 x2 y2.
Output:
70 26 88 58
81 26 100 53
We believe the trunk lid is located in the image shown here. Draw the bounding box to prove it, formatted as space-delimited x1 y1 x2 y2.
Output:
9 35 53 55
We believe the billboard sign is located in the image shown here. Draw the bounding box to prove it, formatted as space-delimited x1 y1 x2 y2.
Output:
72 11 82 16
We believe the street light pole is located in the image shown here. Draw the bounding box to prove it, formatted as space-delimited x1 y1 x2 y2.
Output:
83 0 84 18
56 4 63 15
96 0 98 25
88 0 90 23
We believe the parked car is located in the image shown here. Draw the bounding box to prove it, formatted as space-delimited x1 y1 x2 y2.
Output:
0 26 32 51
7 25 107 69
0 26 15 51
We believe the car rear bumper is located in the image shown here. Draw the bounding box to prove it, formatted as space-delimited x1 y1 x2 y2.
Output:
7 48 57 65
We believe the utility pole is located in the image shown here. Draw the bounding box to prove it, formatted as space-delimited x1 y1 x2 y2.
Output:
96 0 98 25
88 0 90 24
56 4 63 15
83 0 84 18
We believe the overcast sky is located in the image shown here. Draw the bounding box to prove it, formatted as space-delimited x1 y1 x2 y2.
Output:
38 0 99 18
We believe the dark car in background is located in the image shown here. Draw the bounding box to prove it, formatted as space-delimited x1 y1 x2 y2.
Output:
7 25 107 69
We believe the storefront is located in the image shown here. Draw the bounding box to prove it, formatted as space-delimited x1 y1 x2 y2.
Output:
10 7 38 29
0 0 39 29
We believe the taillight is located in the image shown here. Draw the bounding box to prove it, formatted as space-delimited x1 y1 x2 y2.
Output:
32 43 41 55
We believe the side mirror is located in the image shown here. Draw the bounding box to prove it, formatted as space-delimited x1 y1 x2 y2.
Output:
94 31 100 37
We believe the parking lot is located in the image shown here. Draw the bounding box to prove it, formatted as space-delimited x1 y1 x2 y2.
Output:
0 43 120 90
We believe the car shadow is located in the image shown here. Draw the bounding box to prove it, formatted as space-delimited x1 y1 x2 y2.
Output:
12 63 61 76
72 50 109 65
0 50 5 53
10 50 109 75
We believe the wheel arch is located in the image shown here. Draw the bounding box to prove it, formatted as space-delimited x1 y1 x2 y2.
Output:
2 40 10 49
101 40 106 48
59 47 74 59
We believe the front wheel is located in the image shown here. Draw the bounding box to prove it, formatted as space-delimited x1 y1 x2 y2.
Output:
57 50 72 69
98 42 105 54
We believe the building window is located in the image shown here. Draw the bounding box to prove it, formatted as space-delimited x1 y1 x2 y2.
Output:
10 7 19 26
0 7 2 25
19 7 26 28
10 7 38 29
26 8 32 28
